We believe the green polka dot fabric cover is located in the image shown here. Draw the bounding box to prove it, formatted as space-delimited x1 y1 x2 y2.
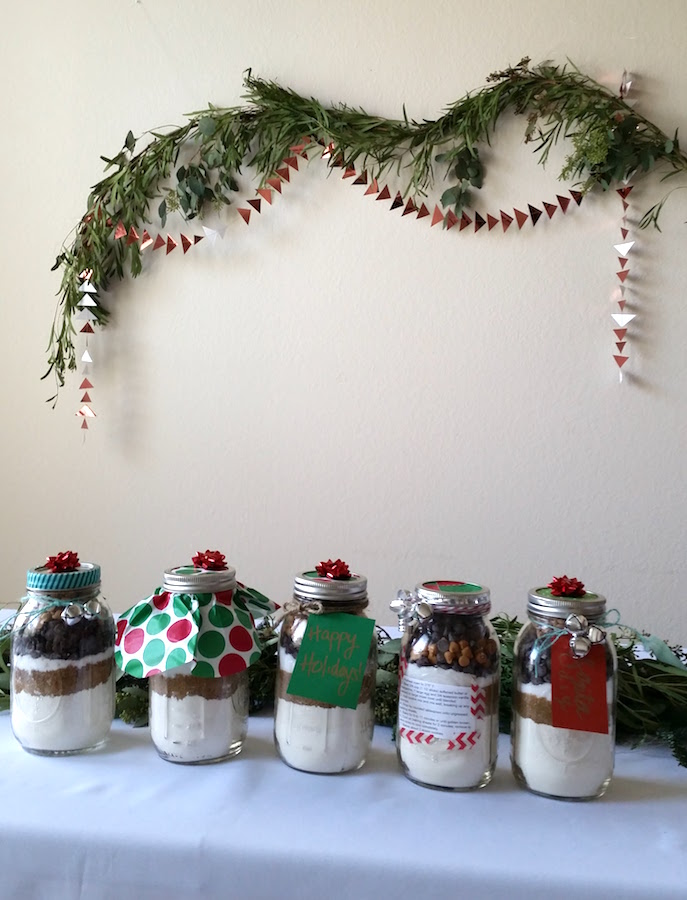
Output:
115 566 276 679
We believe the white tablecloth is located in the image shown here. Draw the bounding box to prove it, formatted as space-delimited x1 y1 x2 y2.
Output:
1 713 686 900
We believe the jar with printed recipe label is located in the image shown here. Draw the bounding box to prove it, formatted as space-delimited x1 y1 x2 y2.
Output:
510 577 617 800
391 580 500 790
274 562 377 774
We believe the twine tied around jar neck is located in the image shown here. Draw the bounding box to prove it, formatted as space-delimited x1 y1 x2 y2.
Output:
1 594 105 638
532 612 610 675
265 598 325 631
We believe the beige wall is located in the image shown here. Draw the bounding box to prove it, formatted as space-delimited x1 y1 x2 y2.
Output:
1 0 685 637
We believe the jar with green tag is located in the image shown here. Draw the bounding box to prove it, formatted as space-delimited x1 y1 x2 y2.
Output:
11 552 115 755
510 576 617 800
273 560 377 774
391 580 500 790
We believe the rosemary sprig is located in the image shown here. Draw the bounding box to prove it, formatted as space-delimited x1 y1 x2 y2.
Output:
47 58 687 400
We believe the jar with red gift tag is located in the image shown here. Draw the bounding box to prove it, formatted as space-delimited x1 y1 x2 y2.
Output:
510 576 617 800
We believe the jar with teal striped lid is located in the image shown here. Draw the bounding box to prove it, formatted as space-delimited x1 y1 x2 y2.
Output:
11 553 115 755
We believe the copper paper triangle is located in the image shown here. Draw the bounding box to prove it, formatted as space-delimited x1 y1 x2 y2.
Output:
402 199 417 216
557 195 571 213
528 204 543 226
622 199 630 211
267 177 283 193
353 171 368 185
180 234 192 254
614 328 628 340
543 201 557 219
376 185 391 201
80 323 95 333
431 206 444 227
276 166 290 182
342 166 357 179
321 142 335 159
616 341 626 353
114 220 127 240
618 257 628 269
284 156 299 170
364 179 379 196
514 208 528 229
617 186 634 199
570 190 583 206
81 419 89 430
390 191 404 211
621 227 629 239
194 235 204 244
140 229 154 250
257 188 273 204
616 270 629 283
618 299 626 311
153 234 166 250
474 212 486 231
459 212 472 231
81 391 92 403
614 355 629 369
248 198 262 213
126 225 139 246
238 208 251 225
416 203 430 219
487 214 499 230
166 235 177 254
445 210 459 230
79 378 93 390
500 211 513 232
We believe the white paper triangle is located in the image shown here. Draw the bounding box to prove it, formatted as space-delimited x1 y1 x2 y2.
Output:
75 308 97 321
614 241 635 256
77 296 98 307
81 349 93 363
611 313 636 327
81 364 91 375
202 226 218 245
78 281 97 294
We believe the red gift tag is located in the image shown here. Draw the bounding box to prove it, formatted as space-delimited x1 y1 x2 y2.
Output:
551 638 609 734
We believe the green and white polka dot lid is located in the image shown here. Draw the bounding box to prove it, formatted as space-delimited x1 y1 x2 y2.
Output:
115 562 273 679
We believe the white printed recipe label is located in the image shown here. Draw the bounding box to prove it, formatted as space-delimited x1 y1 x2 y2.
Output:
398 677 483 740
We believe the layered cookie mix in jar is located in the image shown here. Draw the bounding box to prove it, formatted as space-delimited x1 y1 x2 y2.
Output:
11 552 115 755
116 550 274 764
510 576 617 800
273 560 377 774
392 581 500 790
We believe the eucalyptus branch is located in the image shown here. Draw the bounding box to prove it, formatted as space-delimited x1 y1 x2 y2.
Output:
47 58 687 399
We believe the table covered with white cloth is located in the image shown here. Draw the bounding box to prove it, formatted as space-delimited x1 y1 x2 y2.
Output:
0 713 686 900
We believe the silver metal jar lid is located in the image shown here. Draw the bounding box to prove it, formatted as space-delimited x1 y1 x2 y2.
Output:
163 565 237 594
415 580 491 615
527 587 606 620
293 570 368 604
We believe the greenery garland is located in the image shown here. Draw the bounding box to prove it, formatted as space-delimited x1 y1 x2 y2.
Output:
47 57 687 401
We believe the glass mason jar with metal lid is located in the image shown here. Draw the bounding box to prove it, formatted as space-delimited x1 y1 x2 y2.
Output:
11 557 115 755
274 565 376 774
391 580 500 790
510 578 617 800
148 564 249 764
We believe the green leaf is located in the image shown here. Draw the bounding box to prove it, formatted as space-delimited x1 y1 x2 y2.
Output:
125 130 135 151
198 117 217 137
440 185 460 208
158 199 167 227
641 634 687 671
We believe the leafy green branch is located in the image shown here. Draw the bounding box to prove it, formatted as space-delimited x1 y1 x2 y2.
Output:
47 58 687 400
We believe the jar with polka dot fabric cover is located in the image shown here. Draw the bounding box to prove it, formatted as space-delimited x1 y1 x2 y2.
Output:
116 562 270 764
11 557 115 756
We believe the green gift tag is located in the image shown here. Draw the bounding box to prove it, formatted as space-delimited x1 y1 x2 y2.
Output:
287 612 376 709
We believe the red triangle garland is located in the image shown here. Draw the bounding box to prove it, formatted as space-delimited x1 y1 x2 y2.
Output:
445 210 459 230
500 211 513 232
614 355 629 369
353 171 368 186
238 208 251 225
257 188 273 204
390 191 404 211
402 199 417 216
557 195 571 213
487 214 499 231
459 212 472 231
474 212 486 231
180 234 192 254
247 198 262 213
376 185 392 201
528 204 543 226
431 206 444 227
364 179 379 196
416 203 430 219
153 234 166 250
543 201 557 219
570 190 583 206
514 208 528 229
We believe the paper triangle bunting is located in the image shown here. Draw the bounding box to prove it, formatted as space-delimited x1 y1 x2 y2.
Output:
390 191 404 211
474 212 486 231
616 269 629 283
431 205 444 227
140 229 154 250
528 204 543 226
79 378 93 390
617 186 634 199
445 210 459 230
402 199 417 216
416 203 430 219
557 195 571 213
247 198 262 213
78 281 97 294
126 226 139 246
81 349 93 363
376 185 392 201
618 257 628 269
77 295 98 308
267 177 283 193
342 166 357 179
501 210 513 232
114 220 127 240
180 234 192 254
276 166 290 182
613 328 628 340
284 156 299 171
257 188 273 204
153 234 166 250
77 404 96 418
194 235 204 245
570 190 583 206
80 323 95 334
616 341 626 353
621 227 629 239
238 208 251 225
514 208 528 229
543 201 557 219
618 299 626 311
353 171 368 186
81 419 89 430
364 179 379 196
487 213 499 230
459 212 472 231
611 313 636 327
614 355 629 369
81 391 92 403
614 241 635 256
166 235 177 254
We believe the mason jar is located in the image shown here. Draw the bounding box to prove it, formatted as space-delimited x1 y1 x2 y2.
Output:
148 566 249 764
274 570 376 773
11 561 115 755
393 580 500 790
510 585 617 800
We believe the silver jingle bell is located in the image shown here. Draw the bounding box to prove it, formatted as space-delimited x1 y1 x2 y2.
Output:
570 634 592 658
565 613 588 634
390 590 417 633
587 624 606 644
62 604 83 625
83 599 102 619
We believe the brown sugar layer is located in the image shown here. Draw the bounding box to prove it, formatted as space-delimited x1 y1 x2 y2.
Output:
514 690 554 726
277 668 374 708
13 656 114 697
150 672 243 701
